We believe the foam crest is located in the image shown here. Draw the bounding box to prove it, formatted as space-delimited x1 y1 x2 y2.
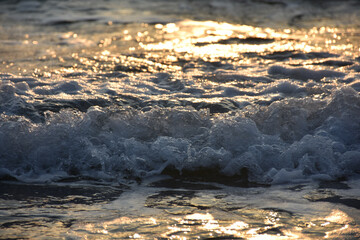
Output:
0 87 359 184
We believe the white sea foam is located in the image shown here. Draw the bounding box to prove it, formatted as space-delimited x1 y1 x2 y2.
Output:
0 65 359 185
0 86 359 184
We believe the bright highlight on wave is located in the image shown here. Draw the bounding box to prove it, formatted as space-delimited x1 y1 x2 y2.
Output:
67 210 359 239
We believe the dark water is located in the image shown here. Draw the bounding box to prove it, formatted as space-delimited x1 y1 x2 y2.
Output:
0 0 360 239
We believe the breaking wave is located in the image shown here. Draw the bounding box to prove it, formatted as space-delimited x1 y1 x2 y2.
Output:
1 86 359 184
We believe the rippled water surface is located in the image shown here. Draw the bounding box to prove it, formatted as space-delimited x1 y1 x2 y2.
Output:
1 180 360 239
1 0 360 239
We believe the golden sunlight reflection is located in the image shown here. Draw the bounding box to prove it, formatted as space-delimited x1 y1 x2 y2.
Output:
141 20 314 61
12 19 356 78
324 209 353 224
2 18 359 77
67 209 359 239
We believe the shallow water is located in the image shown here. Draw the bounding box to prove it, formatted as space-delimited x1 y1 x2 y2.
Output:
1 179 360 239
1 0 360 239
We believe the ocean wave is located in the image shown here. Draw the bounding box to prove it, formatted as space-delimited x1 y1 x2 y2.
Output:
0 87 359 185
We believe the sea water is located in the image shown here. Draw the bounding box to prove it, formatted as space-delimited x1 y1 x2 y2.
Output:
0 0 360 239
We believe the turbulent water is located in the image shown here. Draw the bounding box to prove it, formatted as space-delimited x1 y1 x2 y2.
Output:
1 0 360 239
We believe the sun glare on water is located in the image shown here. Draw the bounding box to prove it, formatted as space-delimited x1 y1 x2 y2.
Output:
65 209 360 239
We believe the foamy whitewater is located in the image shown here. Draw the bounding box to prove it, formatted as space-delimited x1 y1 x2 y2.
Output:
1 0 360 239
0 0 360 185
1 84 360 184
